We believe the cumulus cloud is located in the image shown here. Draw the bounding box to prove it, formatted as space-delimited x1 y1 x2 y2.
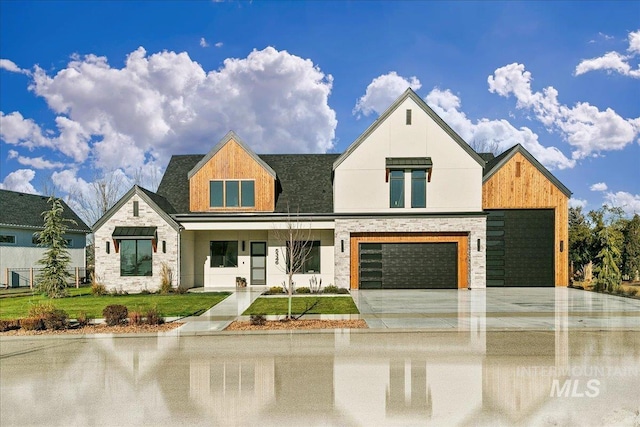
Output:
590 182 608 192
215 42 223 48
199 38 209 48
7 149 65 169
2 46 335 175
0 59 28 74
569 198 588 209
425 88 575 170
488 62 640 159
353 72 421 117
0 169 38 194
575 29 640 78
604 191 640 216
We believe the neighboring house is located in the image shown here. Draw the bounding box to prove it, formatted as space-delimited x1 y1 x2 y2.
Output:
93 88 571 292
0 189 91 287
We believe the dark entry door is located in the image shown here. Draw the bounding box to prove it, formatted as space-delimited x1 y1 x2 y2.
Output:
250 242 267 286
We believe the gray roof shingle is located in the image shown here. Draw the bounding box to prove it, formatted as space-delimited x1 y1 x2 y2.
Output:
0 189 91 232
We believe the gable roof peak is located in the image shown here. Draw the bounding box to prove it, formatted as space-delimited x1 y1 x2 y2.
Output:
187 131 276 179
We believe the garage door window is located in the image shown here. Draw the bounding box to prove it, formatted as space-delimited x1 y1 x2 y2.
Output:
389 170 404 208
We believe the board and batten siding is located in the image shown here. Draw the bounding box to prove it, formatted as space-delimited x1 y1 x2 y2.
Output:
482 151 569 286
189 139 275 212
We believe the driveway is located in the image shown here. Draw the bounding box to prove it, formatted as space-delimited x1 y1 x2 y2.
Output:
351 287 640 330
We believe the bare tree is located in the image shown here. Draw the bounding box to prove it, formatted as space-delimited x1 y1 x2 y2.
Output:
273 205 314 320
469 138 501 156
70 170 127 227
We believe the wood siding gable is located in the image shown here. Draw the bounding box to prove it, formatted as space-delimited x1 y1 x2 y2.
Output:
188 132 276 212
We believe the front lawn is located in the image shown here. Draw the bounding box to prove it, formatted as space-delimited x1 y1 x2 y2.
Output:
0 287 230 319
243 296 359 315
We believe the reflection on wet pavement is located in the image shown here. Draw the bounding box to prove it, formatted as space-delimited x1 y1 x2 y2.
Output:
2 328 640 426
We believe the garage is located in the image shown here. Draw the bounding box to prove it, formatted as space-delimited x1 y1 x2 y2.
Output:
486 209 555 287
359 242 458 289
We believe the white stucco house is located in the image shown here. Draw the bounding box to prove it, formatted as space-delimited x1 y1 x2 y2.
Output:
0 189 90 287
93 89 571 292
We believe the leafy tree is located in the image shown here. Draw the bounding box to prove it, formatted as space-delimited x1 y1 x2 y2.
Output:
35 197 76 298
622 214 640 280
568 206 592 279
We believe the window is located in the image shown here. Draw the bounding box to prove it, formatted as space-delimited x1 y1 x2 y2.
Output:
406 109 412 125
0 235 16 245
133 201 139 217
120 240 153 276
389 170 404 208
210 241 238 267
411 170 426 208
32 236 72 246
210 180 255 208
286 240 321 274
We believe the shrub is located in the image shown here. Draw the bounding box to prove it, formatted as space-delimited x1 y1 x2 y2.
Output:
322 285 340 294
267 286 284 295
42 308 69 330
140 288 152 295
296 287 311 294
0 319 21 332
175 285 188 294
91 282 107 296
28 301 56 318
159 263 174 294
76 311 92 327
103 304 128 326
250 314 266 326
336 287 350 294
21 317 44 331
128 310 144 326
145 306 164 325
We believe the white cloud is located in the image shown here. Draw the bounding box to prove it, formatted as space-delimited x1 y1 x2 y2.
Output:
353 72 421 117
4 46 335 175
0 169 38 194
590 182 608 192
215 42 223 48
488 62 640 159
569 198 588 209
425 88 575 170
604 191 640 216
575 29 640 78
0 59 28 74
7 149 65 169
199 38 209 48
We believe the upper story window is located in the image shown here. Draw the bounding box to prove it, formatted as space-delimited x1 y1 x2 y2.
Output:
389 170 405 208
0 234 16 245
210 180 255 208
411 170 426 208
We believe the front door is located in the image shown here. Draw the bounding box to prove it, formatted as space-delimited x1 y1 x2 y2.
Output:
250 242 267 286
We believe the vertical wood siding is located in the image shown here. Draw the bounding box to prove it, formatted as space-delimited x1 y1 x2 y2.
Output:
189 139 275 212
482 152 569 286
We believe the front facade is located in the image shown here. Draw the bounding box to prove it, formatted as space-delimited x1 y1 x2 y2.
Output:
0 189 90 287
94 89 570 292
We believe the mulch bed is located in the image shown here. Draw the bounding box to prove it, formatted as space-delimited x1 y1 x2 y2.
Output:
0 323 183 336
225 319 368 331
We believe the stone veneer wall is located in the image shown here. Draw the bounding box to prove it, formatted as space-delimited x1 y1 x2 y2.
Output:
334 216 486 289
94 194 179 293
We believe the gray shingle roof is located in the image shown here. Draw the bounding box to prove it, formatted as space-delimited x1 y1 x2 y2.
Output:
0 189 90 232
156 154 339 214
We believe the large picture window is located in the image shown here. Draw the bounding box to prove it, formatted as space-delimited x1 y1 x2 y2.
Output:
210 180 255 208
411 170 426 208
389 170 404 208
120 240 153 276
210 241 238 267
286 240 321 274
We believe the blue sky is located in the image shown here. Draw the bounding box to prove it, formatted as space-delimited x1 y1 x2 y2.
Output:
1 1 639 222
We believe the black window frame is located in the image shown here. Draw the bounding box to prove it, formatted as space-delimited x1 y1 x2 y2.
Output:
210 241 238 268
209 179 256 208
119 239 153 277
286 240 321 274
411 169 427 208
389 170 405 208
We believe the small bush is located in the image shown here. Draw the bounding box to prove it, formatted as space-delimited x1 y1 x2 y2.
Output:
28 301 56 318
42 308 69 330
91 272 107 296
21 317 44 331
76 311 92 327
322 285 340 294
296 287 311 294
0 319 21 332
140 289 152 295
175 285 188 294
336 287 350 294
267 286 284 295
159 263 174 294
145 307 164 325
103 304 128 326
250 314 266 326
128 311 144 326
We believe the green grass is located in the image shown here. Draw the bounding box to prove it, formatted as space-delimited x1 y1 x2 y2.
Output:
0 287 230 320
243 296 359 315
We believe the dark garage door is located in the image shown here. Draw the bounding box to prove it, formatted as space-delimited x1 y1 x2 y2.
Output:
359 242 458 289
486 209 554 287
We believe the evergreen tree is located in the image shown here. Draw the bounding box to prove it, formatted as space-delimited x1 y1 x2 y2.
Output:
36 197 76 298
568 206 592 279
594 226 622 292
622 214 640 280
